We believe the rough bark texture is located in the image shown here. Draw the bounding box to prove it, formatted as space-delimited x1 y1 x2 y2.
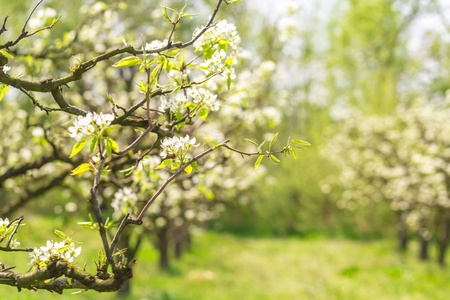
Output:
0 259 132 294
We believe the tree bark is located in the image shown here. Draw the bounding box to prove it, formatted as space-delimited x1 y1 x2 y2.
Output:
438 216 450 266
157 227 170 269
418 233 429 261
397 212 408 252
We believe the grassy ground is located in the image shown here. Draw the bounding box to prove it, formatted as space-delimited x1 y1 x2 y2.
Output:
1 218 450 299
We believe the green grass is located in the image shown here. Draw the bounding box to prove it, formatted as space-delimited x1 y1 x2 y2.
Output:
1 219 450 299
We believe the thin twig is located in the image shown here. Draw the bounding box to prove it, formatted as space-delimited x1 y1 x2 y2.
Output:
113 126 154 156
0 246 33 252
109 214 131 253
6 216 24 248
133 139 230 223
22 0 45 34
223 144 288 157
0 16 8 36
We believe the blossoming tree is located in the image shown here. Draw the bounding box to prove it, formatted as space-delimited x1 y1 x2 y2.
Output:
322 97 450 265
0 0 307 294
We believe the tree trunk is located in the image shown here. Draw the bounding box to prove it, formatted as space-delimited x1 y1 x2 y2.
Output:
418 233 429 261
174 238 182 259
157 227 170 269
397 212 408 252
438 216 450 266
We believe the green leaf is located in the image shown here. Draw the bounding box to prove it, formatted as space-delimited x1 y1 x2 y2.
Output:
105 141 112 158
184 164 193 174
292 139 311 146
269 132 279 149
54 230 66 239
225 56 235 65
0 50 14 59
107 94 115 106
196 66 209 71
171 85 181 94
171 161 181 170
179 52 185 69
107 137 119 153
70 140 88 158
291 147 297 159
258 140 266 151
270 154 280 163
0 88 3 102
185 102 196 109
191 161 199 172
227 75 231 90
176 112 183 122
139 80 146 92
57 244 73 253
162 6 171 22
254 155 264 170
113 56 141 67
244 138 258 147
50 16 61 27
90 136 98 153
120 166 136 176
70 163 91 176
199 108 208 121
156 159 173 169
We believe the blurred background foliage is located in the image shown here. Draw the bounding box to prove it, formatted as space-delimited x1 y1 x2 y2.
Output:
2 0 450 298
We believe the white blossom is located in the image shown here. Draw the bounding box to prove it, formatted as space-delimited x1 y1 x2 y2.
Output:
111 187 138 217
160 134 199 159
145 39 168 52
188 88 220 111
159 95 187 114
68 112 114 139
28 240 82 268
193 20 240 52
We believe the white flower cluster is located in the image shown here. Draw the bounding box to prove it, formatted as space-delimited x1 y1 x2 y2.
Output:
144 39 169 52
29 240 82 268
111 187 138 217
160 134 199 159
193 20 240 52
2 65 11 73
189 88 220 111
68 112 114 139
200 49 237 79
159 95 188 114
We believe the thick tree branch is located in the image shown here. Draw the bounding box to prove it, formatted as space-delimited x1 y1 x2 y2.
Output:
0 259 132 293
1 170 69 216
0 154 57 185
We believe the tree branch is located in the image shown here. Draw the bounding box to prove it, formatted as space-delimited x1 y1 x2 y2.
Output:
0 259 132 293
